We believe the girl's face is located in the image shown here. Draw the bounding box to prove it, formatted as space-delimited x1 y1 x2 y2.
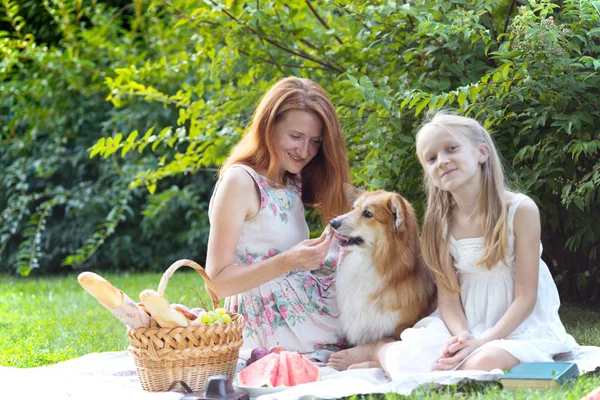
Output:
272 109 323 179
418 127 488 193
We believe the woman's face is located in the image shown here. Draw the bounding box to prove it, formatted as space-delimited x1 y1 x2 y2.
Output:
272 109 323 179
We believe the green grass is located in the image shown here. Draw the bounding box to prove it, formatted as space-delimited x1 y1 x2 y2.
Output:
0 270 216 367
1 272 599 399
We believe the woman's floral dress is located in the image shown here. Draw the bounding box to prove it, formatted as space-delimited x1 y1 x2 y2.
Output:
209 164 346 362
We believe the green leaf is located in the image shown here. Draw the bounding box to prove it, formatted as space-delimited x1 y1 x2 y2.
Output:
121 144 131 157
127 130 138 143
173 18 189 29
347 74 358 85
414 97 429 116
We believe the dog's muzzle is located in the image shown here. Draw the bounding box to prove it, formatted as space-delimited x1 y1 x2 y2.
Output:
330 217 342 229
329 217 364 247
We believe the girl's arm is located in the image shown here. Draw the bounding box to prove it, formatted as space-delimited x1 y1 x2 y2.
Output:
437 276 469 337
435 198 541 369
205 168 331 298
434 281 472 365
477 197 540 343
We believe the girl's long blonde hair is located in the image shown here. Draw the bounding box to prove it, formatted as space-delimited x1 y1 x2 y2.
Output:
219 77 350 221
416 112 508 292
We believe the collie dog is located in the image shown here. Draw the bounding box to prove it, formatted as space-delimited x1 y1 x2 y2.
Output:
330 190 437 346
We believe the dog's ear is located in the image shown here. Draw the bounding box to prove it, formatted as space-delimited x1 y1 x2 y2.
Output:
344 184 365 206
389 194 405 232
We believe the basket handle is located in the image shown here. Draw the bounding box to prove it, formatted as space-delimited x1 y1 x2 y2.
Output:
156 259 220 310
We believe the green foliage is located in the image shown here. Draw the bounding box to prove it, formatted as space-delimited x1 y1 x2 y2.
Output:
2 0 599 302
0 0 213 275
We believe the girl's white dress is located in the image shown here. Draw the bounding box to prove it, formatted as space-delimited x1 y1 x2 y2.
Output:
383 194 577 379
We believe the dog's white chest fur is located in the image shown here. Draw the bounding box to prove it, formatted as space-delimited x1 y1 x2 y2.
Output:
337 251 401 345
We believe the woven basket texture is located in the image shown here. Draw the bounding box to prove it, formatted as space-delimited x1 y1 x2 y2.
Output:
127 259 244 392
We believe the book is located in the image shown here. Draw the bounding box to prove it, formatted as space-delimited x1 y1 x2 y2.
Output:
499 362 579 391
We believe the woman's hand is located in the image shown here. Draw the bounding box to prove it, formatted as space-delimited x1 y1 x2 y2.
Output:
287 232 331 271
433 331 482 371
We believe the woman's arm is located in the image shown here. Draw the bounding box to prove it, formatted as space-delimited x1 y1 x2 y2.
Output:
477 197 540 343
205 168 331 298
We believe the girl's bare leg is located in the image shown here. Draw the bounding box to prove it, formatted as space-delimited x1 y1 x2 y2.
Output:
458 347 519 371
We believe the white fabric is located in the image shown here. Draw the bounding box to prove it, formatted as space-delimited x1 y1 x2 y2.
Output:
2 347 600 400
383 194 577 378
0 352 178 400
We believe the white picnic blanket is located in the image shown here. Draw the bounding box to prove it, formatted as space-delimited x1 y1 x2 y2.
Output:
1 346 599 400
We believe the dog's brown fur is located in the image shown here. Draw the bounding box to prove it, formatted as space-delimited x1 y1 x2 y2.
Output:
332 190 437 343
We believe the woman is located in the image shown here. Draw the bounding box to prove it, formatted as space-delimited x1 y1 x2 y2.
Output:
205 77 350 362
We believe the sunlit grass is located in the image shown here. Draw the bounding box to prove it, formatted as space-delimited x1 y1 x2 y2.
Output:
0 270 215 367
1 273 599 399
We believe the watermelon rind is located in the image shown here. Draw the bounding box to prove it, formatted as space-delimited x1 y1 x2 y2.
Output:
237 353 280 387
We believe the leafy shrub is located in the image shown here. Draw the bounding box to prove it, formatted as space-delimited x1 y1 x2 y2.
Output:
2 0 599 303
0 0 214 274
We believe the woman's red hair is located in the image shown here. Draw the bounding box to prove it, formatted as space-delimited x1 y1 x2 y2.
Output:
219 77 350 221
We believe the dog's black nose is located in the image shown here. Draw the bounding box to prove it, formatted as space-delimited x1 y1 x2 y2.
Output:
330 217 341 229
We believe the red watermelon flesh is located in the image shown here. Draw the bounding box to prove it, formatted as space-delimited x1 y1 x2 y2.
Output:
285 352 320 386
274 351 291 386
238 353 280 387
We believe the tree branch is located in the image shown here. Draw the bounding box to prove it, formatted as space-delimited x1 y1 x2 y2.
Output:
300 38 319 51
207 0 344 73
161 0 219 26
400 0 415 30
238 49 335 71
334 1 397 29
305 0 343 45
503 0 517 35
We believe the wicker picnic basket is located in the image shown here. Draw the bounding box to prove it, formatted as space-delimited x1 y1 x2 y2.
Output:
127 259 244 392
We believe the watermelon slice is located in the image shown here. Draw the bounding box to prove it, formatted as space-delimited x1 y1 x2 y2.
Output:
285 352 320 386
237 351 320 388
237 353 280 387
274 351 291 387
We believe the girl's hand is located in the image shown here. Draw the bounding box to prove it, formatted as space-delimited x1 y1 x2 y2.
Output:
287 232 331 271
440 331 474 358
434 333 482 371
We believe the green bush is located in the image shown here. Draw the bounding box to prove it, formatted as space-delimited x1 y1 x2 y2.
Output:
2 0 599 303
0 0 214 274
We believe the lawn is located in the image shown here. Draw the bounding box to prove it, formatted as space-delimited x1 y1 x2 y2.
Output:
1 271 599 399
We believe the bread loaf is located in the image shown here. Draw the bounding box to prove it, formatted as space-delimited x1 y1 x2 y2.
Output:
171 303 198 321
78 271 123 308
139 290 188 328
77 272 150 328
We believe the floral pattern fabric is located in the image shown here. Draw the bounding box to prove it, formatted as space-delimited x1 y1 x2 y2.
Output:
209 164 346 362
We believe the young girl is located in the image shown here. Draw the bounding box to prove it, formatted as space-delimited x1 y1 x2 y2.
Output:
205 77 350 362
341 112 577 376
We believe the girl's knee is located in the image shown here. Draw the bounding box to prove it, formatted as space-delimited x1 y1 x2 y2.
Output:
462 348 519 371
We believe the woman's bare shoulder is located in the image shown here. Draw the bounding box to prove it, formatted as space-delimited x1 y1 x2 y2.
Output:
219 166 256 193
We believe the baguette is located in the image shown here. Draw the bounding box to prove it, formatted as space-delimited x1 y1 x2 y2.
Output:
77 272 150 328
140 290 188 328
